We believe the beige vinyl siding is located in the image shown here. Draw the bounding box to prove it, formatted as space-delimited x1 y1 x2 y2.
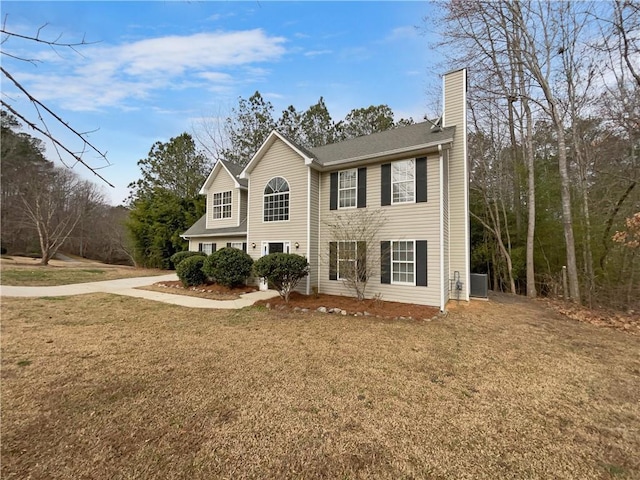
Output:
442 149 450 304
307 168 320 294
443 69 469 301
205 169 239 229
239 190 248 225
188 236 247 253
246 138 311 293
318 156 442 307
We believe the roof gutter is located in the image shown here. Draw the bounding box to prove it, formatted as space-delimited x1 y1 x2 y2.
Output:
315 140 452 170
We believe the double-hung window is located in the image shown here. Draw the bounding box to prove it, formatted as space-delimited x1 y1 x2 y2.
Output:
392 160 415 203
337 241 357 279
338 169 357 208
264 177 290 222
201 243 216 255
330 167 366 210
392 240 415 285
213 191 232 219
381 158 426 206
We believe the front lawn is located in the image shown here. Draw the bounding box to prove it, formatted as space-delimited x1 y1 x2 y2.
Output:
0 257 167 286
1 294 638 479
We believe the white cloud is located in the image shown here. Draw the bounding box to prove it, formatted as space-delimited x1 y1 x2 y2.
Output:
196 72 234 83
385 25 420 42
10 29 286 111
304 49 332 57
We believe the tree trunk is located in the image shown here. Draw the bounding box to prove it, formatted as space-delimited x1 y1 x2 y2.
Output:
554 112 581 303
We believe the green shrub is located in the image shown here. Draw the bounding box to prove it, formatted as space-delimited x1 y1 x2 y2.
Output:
170 250 205 269
203 247 253 288
253 253 309 303
176 255 206 287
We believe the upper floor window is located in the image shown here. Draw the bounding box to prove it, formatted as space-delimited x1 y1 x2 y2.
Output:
338 169 357 208
330 167 367 210
381 158 427 206
213 191 232 219
392 159 415 203
264 177 290 222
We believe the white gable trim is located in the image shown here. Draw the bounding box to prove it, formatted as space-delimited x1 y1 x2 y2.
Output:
200 160 243 195
239 130 314 179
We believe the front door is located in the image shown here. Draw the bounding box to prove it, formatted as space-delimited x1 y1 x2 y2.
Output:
259 241 291 290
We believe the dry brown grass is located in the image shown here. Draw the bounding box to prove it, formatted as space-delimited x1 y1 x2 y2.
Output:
0 256 166 286
1 294 639 479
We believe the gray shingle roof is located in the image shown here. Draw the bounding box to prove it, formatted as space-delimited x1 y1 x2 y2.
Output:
219 159 248 187
182 214 247 238
309 121 455 166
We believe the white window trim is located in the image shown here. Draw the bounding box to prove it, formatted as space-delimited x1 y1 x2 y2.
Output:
337 240 357 280
212 190 232 220
201 243 215 255
230 242 243 250
261 241 291 256
391 159 416 205
390 239 416 286
263 176 291 223
338 168 357 210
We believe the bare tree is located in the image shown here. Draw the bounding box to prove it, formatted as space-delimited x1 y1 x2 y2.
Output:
20 167 104 265
1 17 113 186
324 209 388 301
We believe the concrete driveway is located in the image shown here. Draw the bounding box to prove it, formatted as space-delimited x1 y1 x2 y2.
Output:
0 274 279 309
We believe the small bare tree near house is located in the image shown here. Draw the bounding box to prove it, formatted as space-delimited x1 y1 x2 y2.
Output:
325 209 387 301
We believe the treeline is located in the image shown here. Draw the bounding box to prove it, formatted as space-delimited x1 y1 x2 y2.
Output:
1 94 410 269
438 0 639 309
195 92 414 166
128 96 412 268
0 112 133 265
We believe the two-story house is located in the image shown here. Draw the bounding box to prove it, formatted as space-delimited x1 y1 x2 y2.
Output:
182 68 469 310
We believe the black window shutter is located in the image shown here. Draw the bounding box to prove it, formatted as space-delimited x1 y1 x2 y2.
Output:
242 242 247 252
357 167 367 208
227 242 232 248
357 241 367 282
211 243 217 253
198 243 203 252
380 241 391 284
416 240 428 286
416 157 427 203
329 242 337 280
381 164 391 206
330 172 338 210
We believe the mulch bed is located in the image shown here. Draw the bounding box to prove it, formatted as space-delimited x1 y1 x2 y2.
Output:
254 292 440 320
148 281 258 300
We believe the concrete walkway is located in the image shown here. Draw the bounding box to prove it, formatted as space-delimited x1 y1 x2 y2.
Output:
0 274 280 309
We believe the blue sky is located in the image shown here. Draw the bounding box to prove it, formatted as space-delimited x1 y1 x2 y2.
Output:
2 1 449 205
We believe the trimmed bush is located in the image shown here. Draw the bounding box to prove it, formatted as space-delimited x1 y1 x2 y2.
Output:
176 255 206 287
170 250 205 269
203 247 253 288
253 253 309 303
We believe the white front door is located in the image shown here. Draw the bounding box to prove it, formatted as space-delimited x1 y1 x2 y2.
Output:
259 241 291 291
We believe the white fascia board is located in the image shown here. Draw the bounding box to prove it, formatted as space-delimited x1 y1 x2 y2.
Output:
181 232 247 239
219 162 243 189
240 130 314 179
199 161 222 195
199 160 243 194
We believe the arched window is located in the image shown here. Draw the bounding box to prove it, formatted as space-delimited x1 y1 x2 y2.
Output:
263 177 290 222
